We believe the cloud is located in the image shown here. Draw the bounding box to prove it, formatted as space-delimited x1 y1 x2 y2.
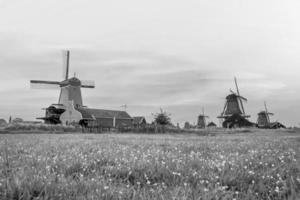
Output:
0 22 299 126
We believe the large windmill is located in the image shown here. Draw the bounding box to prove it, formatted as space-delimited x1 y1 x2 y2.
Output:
30 50 95 124
219 77 250 118
218 77 253 128
31 50 95 108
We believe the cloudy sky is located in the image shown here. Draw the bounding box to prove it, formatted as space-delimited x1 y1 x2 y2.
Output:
0 0 300 126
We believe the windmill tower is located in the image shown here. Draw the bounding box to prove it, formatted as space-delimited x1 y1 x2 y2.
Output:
257 101 274 128
218 77 252 128
30 50 95 124
197 108 209 128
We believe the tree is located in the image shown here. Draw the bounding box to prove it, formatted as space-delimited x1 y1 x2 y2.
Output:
153 108 171 133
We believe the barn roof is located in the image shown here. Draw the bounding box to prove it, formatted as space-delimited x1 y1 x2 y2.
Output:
133 116 146 124
76 107 132 120
207 122 217 127
269 122 286 129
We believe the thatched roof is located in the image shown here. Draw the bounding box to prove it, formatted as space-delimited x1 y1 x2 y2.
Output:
207 122 217 127
76 107 132 120
269 122 286 129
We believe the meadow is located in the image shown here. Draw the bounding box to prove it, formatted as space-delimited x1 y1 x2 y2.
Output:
0 130 299 200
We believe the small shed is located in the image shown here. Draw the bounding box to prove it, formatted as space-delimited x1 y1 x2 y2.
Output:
207 122 217 128
133 116 147 128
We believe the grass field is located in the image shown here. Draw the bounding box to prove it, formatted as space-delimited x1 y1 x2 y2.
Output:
0 130 300 200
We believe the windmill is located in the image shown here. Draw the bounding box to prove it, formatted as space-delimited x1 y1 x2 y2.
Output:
30 50 95 124
218 77 253 128
218 77 250 118
197 107 209 128
257 101 274 128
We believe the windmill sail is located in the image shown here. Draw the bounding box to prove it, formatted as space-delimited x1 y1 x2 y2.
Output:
30 80 60 89
30 80 60 85
264 101 269 125
234 77 245 114
62 50 70 80
81 80 95 88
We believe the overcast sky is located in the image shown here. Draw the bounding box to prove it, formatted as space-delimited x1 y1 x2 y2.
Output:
0 0 300 126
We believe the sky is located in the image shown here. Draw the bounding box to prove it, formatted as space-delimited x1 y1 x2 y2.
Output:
0 0 300 127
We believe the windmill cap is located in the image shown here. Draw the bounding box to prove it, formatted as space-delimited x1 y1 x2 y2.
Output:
226 93 239 99
258 111 274 115
60 77 81 87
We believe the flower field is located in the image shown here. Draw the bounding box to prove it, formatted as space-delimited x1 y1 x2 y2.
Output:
0 131 299 200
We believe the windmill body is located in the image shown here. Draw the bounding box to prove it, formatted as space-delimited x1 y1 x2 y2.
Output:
223 94 244 116
197 108 209 128
58 77 84 107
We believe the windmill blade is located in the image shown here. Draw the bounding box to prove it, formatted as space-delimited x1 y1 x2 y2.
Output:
62 50 70 80
234 77 240 95
230 89 236 94
234 77 246 114
30 80 60 89
221 102 227 116
238 98 245 114
30 80 60 85
237 95 247 102
264 101 271 125
81 80 95 88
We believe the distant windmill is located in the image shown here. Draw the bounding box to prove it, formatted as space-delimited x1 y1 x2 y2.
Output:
257 101 274 128
30 50 95 108
197 107 209 128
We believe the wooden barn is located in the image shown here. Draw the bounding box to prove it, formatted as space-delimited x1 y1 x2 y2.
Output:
76 107 133 131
